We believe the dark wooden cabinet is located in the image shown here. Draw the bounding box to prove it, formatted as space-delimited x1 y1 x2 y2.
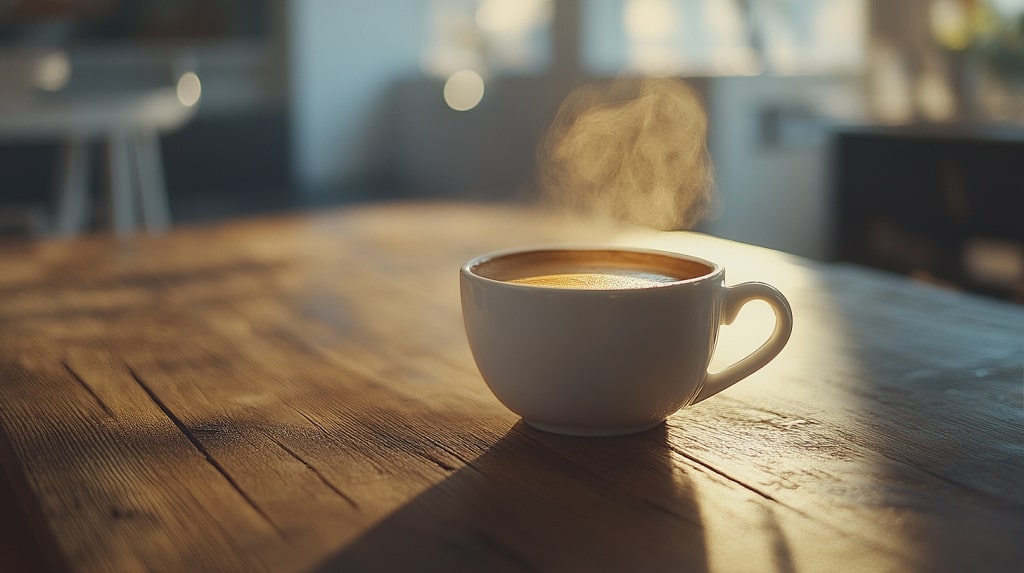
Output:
832 125 1024 301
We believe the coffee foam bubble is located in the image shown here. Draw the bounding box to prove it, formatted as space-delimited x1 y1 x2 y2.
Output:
537 77 715 231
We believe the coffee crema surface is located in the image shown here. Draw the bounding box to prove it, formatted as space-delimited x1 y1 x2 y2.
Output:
472 249 714 290
508 270 680 290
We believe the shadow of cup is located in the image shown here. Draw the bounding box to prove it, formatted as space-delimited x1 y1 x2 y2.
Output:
311 422 707 572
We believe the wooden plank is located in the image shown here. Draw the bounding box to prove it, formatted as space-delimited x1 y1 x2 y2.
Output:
0 202 1022 573
0 432 63 573
0 357 289 572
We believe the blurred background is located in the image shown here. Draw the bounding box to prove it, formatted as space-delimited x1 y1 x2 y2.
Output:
0 0 1022 299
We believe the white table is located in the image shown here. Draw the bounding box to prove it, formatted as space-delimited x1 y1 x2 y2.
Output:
0 88 196 236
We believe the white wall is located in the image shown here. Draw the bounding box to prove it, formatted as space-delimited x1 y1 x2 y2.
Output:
289 0 425 194
704 75 864 259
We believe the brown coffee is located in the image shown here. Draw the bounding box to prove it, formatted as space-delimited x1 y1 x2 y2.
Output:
471 248 713 289
508 270 680 290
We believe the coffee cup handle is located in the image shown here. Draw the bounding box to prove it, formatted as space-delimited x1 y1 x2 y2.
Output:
693 282 794 404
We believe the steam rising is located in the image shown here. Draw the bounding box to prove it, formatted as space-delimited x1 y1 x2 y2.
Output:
538 78 714 230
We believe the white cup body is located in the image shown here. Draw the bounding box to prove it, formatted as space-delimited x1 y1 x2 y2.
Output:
461 247 727 436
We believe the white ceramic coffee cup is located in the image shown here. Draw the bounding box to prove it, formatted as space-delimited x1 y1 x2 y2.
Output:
460 247 793 436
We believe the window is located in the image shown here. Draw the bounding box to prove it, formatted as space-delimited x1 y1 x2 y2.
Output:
582 0 866 76
422 0 554 77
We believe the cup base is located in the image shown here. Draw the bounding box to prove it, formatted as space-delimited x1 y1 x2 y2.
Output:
524 419 665 437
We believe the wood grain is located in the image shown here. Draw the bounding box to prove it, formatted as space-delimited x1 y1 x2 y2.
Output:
1 202 1022 573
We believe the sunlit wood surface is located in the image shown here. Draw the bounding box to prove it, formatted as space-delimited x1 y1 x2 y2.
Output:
1 202 1022 573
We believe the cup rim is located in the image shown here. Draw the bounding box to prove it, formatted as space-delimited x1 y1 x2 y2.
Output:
461 245 724 292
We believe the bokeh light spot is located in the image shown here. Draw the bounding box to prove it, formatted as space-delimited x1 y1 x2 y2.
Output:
176 72 202 107
443 70 485 111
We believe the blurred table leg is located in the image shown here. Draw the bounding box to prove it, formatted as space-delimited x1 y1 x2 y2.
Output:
132 129 171 232
52 137 91 237
106 130 136 237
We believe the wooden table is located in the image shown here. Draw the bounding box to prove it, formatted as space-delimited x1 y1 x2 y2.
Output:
1 202 1022 573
